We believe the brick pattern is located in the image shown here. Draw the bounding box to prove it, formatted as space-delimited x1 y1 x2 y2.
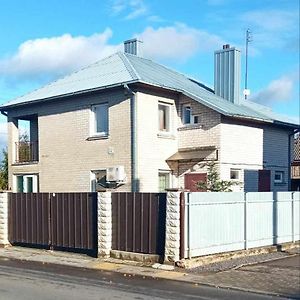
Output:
98 192 112 257
0 193 9 246
164 191 181 264
8 89 132 192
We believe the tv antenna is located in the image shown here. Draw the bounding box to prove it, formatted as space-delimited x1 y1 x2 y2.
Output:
244 29 253 100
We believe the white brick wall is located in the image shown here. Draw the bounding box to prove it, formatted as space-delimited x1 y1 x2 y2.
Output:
8 89 132 192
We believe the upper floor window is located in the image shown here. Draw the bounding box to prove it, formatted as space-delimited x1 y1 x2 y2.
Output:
91 103 108 136
158 103 171 132
183 105 191 124
182 104 200 125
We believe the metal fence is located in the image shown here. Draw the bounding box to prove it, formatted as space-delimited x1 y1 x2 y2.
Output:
9 192 98 255
184 192 300 258
112 192 166 256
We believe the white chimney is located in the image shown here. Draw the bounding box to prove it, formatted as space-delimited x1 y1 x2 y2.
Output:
214 44 241 104
124 38 143 56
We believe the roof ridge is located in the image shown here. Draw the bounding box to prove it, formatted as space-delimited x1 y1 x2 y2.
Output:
117 52 140 81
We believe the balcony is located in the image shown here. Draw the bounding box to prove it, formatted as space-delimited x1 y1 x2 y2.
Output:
15 141 39 163
291 162 300 179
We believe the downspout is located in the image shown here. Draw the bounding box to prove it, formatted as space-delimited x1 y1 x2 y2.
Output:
123 84 138 192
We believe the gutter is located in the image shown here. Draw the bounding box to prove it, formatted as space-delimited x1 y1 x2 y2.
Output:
123 84 138 192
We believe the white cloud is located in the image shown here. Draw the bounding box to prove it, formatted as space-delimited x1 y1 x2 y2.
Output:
137 23 225 61
110 0 148 20
0 28 121 79
240 9 299 50
251 72 298 105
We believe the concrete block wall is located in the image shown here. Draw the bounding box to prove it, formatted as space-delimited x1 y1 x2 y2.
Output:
164 191 181 263
0 193 9 246
98 192 112 257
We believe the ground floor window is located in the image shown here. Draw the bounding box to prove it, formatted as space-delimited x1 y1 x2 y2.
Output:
274 171 284 183
91 170 107 192
158 171 170 192
14 174 38 192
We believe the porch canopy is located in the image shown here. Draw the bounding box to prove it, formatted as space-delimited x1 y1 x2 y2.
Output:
166 146 217 164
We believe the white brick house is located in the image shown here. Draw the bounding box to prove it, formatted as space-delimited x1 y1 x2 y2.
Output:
1 39 298 193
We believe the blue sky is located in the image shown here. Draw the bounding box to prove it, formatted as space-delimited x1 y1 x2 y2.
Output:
0 0 299 147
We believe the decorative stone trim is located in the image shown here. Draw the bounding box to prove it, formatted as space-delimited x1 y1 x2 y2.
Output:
0 193 9 247
164 191 181 264
98 191 112 257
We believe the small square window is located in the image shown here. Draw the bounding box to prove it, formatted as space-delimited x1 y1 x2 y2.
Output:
193 115 200 124
274 171 284 183
230 169 240 180
158 103 171 132
91 103 108 136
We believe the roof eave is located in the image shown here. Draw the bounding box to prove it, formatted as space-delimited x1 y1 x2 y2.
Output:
0 79 140 111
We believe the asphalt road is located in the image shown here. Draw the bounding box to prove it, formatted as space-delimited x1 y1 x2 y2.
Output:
0 258 289 300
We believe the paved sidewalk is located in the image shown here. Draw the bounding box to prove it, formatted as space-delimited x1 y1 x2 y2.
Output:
0 246 299 299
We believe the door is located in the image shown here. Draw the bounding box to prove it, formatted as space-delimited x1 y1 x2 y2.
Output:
258 170 271 192
184 173 207 192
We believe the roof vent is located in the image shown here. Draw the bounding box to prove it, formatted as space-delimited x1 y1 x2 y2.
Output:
124 38 143 56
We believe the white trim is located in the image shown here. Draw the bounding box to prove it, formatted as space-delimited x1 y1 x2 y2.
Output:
90 103 109 137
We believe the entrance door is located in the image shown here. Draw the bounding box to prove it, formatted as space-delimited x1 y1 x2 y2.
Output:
258 170 271 192
184 173 207 192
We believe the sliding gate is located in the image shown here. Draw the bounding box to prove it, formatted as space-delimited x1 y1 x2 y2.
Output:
8 192 98 255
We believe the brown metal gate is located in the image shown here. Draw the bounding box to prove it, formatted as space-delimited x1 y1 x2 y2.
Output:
8 192 97 255
111 192 166 256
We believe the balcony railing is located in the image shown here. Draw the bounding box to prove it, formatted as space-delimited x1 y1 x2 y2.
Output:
291 163 300 179
15 141 39 163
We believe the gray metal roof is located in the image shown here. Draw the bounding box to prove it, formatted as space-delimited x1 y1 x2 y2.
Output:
1 52 299 127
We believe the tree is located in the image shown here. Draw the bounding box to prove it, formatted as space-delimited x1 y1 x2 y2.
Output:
0 148 8 190
196 162 239 192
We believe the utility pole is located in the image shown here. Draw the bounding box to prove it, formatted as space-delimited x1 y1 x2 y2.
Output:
244 29 252 100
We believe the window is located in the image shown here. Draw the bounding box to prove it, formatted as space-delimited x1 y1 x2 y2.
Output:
159 172 170 192
15 175 38 192
182 104 200 125
182 105 191 124
274 171 284 183
91 103 108 136
230 169 240 180
158 103 171 132
91 170 107 191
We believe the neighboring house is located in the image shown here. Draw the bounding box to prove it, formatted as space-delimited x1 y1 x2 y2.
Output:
0 39 299 193
291 135 300 191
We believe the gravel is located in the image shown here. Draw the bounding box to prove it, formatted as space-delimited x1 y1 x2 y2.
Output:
184 251 292 273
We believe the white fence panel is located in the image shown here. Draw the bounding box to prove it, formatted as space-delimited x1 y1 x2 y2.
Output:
185 191 300 258
246 192 274 248
185 192 245 258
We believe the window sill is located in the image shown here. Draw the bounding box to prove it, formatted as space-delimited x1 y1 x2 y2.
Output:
86 135 109 141
157 132 176 139
178 124 203 131
12 161 39 166
274 182 286 186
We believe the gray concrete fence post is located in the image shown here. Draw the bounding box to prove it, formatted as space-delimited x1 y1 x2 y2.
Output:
0 192 9 247
164 191 181 264
98 191 112 257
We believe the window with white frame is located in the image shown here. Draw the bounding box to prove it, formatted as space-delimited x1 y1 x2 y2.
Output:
230 169 240 180
91 103 108 136
158 103 171 132
274 171 284 183
14 174 38 193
